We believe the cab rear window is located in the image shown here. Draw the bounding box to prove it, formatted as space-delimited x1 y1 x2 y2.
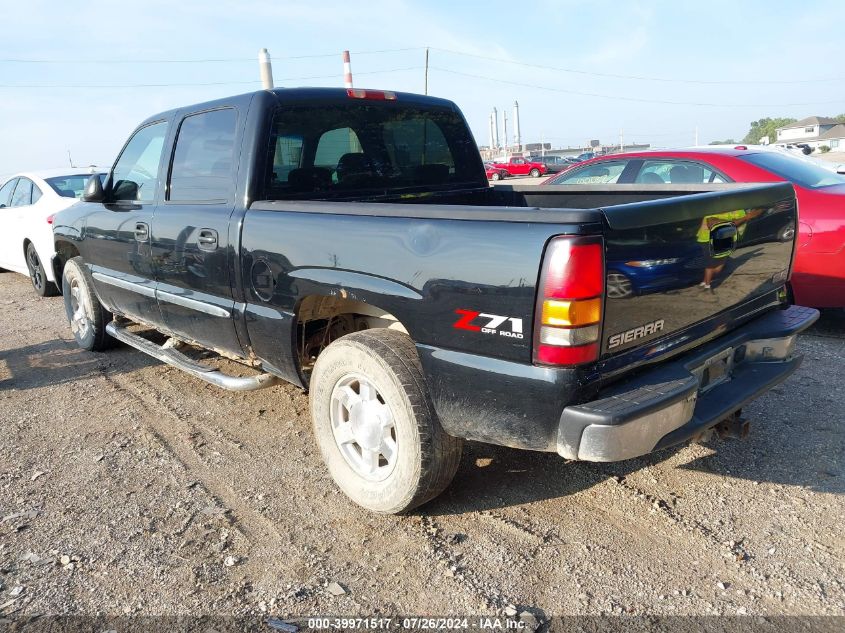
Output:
265 101 483 197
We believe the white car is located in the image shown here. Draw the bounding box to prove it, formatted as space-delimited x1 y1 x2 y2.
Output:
0 168 104 296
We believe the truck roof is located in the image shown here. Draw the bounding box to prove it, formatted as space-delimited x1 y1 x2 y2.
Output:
138 87 460 127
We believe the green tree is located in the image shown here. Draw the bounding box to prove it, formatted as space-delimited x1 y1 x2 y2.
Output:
742 117 797 144
834 113 845 124
709 139 737 145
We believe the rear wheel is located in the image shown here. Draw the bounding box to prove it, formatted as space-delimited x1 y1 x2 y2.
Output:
62 257 113 351
25 242 59 297
529 168 541 178
310 329 462 513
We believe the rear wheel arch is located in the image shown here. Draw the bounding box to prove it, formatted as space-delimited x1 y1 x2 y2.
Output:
294 293 410 383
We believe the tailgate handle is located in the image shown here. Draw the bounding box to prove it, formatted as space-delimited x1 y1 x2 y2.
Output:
710 223 737 256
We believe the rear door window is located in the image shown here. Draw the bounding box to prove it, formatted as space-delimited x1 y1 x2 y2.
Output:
553 161 628 184
10 178 33 206
315 127 362 171
636 160 728 184
169 108 238 202
0 179 18 208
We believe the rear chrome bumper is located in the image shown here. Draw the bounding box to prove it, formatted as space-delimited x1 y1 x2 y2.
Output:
556 305 819 462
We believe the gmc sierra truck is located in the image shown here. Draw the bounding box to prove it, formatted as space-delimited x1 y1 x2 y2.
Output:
52 87 818 513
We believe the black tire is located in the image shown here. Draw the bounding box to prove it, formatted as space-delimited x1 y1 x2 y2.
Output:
310 329 463 514
25 242 59 297
491 172 501 181
62 256 113 351
529 168 541 178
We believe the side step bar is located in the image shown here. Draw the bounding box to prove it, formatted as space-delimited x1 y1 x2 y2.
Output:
105 322 278 392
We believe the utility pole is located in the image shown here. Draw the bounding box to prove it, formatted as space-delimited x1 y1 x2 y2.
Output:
258 48 274 90
503 111 509 155
424 47 429 95
619 129 624 153
67 150 75 168
694 127 699 146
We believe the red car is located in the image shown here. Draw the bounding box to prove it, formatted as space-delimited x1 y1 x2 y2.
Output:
489 156 547 178
542 148 845 308
483 162 509 181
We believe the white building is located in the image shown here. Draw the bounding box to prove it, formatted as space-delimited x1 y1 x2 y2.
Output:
774 116 845 152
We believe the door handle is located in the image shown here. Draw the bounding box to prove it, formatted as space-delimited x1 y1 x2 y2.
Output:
197 228 218 251
134 222 149 242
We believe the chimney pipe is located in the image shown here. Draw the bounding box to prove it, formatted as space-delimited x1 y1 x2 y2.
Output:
258 48 274 90
342 50 353 89
513 100 521 151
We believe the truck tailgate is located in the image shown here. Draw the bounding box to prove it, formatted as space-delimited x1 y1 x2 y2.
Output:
598 182 797 368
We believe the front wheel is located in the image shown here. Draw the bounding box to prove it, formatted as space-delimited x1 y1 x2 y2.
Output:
491 172 501 181
25 242 59 297
529 168 541 178
62 257 113 351
310 329 463 514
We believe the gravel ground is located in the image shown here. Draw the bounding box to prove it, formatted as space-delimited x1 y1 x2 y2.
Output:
0 271 843 624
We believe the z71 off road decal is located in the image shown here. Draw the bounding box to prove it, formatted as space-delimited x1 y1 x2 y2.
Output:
607 319 665 349
453 309 524 339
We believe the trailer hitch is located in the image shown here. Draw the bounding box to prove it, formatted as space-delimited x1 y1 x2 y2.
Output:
715 410 750 440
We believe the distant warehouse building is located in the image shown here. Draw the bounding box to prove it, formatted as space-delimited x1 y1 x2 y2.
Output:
774 116 845 151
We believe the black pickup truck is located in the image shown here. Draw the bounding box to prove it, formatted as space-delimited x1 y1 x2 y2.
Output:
53 87 817 513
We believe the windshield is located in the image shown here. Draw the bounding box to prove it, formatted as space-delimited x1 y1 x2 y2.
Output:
740 152 845 189
45 174 105 198
265 101 485 198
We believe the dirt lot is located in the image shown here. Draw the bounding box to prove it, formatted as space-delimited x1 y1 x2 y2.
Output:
1 271 844 623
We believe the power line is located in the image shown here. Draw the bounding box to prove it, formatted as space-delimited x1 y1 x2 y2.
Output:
0 66 423 89
429 67 845 108
0 47 424 64
430 47 844 85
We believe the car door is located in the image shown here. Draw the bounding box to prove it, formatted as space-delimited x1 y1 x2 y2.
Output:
0 178 20 270
7 178 36 271
83 119 170 325
510 158 528 175
150 106 243 356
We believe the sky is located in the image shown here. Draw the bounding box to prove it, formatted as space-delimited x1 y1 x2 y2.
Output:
1 0 844 174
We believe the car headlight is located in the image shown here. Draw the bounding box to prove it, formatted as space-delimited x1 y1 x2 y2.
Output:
625 258 681 267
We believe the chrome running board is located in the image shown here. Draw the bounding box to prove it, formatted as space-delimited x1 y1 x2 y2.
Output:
105 322 278 392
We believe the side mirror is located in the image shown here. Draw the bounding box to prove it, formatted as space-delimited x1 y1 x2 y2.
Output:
82 175 106 202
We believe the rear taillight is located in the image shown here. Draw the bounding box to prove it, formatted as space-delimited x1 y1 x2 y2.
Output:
534 236 604 366
46 214 55 225
346 88 397 100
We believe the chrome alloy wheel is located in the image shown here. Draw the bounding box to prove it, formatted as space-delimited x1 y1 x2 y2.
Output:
68 278 92 339
330 373 398 482
606 272 634 298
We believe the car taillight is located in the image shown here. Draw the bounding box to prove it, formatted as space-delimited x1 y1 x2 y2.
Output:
347 88 397 100
46 214 55 225
534 236 604 366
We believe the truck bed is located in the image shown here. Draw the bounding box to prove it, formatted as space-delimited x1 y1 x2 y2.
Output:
248 181 796 377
